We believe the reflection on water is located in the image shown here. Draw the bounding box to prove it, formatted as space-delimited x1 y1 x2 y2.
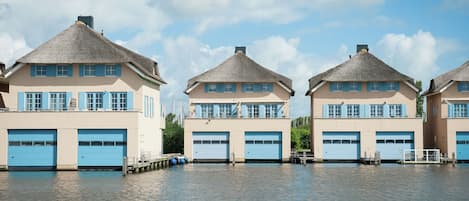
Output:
1 164 469 201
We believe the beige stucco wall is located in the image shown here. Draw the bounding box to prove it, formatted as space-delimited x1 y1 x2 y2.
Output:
138 83 163 159
312 118 423 159
184 118 291 162
188 82 291 118
0 112 139 170
446 119 469 159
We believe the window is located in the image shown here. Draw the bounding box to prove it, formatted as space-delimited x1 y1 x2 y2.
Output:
245 84 254 92
84 65 96 76
458 82 469 92
349 82 361 91
105 64 117 76
265 104 277 118
26 92 42 111
36 66 47 77
224 84 234 92
50 92 66 111
370 104 384 117
87 92 103 111
111 92 127 111
369 82 380 91
219 104 231 118
57 65 68 77
201 104 214 118
207 84 217 93
330 82 344 91
389 104 402 117
247 104 259 118
347 104 359 118
454 104 467 117
144 96 154 118
328 104 341 118
387 82 399 91
261 84 270 92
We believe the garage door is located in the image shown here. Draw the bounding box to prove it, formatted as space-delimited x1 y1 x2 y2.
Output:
456 132 469 160
78 129 127 167
376 132 414 160
323 132 360 160
8 129 57 168
192 132 229 161
245 132 282 160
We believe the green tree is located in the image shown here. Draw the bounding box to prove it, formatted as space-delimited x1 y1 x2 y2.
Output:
163 113 184 153
416 80 424 117
291 116 311 151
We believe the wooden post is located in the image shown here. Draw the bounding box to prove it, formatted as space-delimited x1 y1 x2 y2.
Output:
232 152 235 166
122 157 128 176
452 152 456 167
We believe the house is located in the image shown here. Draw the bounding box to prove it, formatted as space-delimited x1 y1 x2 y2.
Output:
0 62 8 108
184 47 294 162
305 44 423 162
423 60 469 161
0 16 166 170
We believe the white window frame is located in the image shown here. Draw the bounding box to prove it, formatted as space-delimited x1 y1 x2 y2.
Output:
454 104 467 117
84 65 96 77
56 65 68 77
371 104 384 117
347 104 359 118
245 84 254 92
207 84 217 93
369 82 380 91
389 104 402 117
224 84 234 93
105 64 117 76
50 92 67 111
26 92 42 111
349 83 360 91
328 104 341 118
36 66 47 77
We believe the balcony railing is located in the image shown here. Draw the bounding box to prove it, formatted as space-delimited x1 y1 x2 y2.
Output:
0 107 140 112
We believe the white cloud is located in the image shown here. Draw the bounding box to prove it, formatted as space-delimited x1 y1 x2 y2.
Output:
0 33 32 66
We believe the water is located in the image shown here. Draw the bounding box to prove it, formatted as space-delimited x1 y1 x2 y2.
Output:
1 163 469 201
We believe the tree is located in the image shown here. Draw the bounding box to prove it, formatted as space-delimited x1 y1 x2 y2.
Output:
416 80 424 117
291 116 311 151
163 113 184 153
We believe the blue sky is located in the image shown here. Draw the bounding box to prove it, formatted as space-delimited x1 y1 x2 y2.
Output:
1 0 468 117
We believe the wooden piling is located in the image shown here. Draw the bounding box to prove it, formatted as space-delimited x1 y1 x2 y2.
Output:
122 157 128 176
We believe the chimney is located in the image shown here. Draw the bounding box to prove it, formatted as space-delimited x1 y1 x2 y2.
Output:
0 62 5 76
356 44 368 53
235 46 246 54
77 16 94 29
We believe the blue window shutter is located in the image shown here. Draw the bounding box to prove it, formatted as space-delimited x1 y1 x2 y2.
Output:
79 65 84 77
17 92 25 111
195 104 202 118
330 83 336 92
343 83 350 92
204 84 209 93
448 104 454 118
323 104 329 118
78 92 86 111
46 65 56 77
231 84 237 92
242 104 248 118
103 92 110 111
458 83 463 92
254 84 261 92
42 92 49 110
66 92 72 110
359 104 365 118
401 104 407 117
467 104 469 117
383 104 390 117
230 104 237 117
116 65 122 77
67 65 73 77
214 104 220 118
364 104 370 118
357 82 363 91
31 65 36 77
259 104 266 118
366 82 371 92
127 91 133 111
277 104 283 118
96 64 105 76
216 84 224 93
379 82 386 91
395 82 400 91
268 84 273 92
341 104 347 118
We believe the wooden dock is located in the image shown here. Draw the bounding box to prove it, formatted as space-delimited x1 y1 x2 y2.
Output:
361 152 381 165
291 151 315 165
122 153 185 176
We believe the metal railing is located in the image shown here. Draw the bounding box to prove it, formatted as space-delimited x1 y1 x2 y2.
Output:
402 149 441 164
0 107 140 113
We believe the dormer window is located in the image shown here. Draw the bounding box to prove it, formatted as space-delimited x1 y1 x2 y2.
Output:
224 84 234 92
207 84 217 93
349 83 361 91
84 65 96 76
36 66 47 77
245 84 254 92
369 82 380 91
57 65 68 77
105 64 117 76
458 82 469 92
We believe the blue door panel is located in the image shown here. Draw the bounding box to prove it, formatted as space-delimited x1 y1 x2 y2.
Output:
193 132 229 160
376 132 414 160
322 132 360 160
8 129 57 167
78 129 127 166
245 132 282 160
456 132 469 160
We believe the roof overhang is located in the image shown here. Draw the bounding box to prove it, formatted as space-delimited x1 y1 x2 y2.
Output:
4 63 24 78
277 81 295 96
404 80 420 93
423 81 454 97
126 63 166 86
184 82 200 94
305 81 325 96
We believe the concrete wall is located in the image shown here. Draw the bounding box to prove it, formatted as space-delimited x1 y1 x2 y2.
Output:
0 112 139 170
312 118 423 159
184 118 291 162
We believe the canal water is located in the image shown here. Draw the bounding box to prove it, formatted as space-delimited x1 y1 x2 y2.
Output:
1 163 469 201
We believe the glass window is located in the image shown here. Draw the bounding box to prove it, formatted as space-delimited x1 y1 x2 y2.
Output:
26 92 42 111
84 65 96 76
87 92 104 111
331 82 344 91
261 84 270 92
371 104 384 117
35 66 47 76
247 104 259 118
347 104 359 118
245 84 254 92
105 64 117 76
389 104 402 117
265 104 277 118
328 104 341 118
369 82 380 91
454 104 467 117
349 82 361 91
207 84 217 93
387 82 399 91
458 82 469 92
219 104 231 118
201 104 214 118
111 92 127 111
224 84 234 92
50 92 67 111
57 65 68 77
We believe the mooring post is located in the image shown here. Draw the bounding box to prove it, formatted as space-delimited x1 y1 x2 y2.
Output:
122 157 128 176
452 152 456 167
232 152 235 166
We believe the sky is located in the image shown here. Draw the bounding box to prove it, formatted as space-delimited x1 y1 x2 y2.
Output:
0 0 468 118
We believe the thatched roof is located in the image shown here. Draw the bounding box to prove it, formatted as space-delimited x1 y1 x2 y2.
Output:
7 21 165 83
423 60 469 96
185 51 294 95
306 50 417 95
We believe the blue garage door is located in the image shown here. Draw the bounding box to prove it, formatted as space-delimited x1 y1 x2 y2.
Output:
456 132 469 160
78 129 127 167
323 132 360 160
376 132 414 160
193 132 229 160
8 129 57 167
245 132 282 160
